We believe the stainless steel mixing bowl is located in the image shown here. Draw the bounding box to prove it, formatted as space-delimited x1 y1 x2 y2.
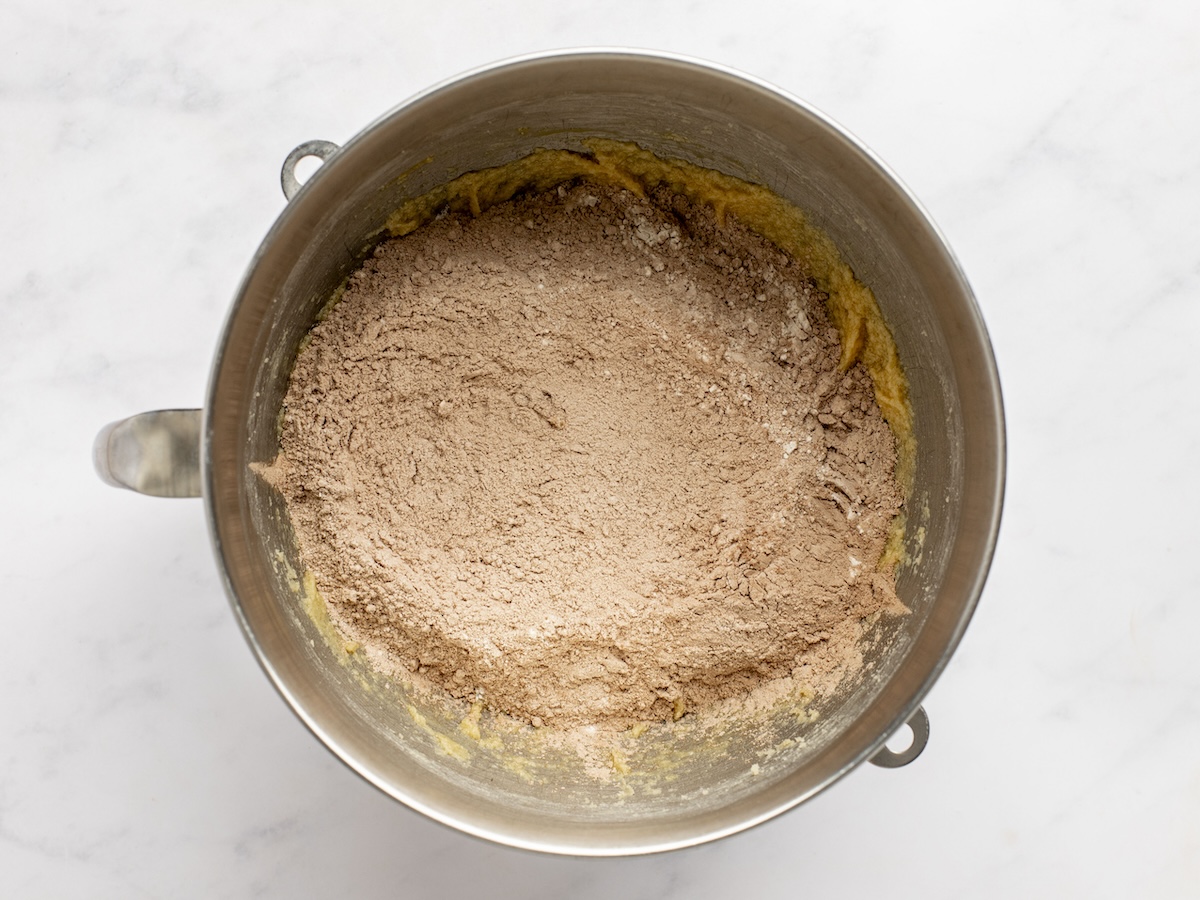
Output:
95 50 1005 855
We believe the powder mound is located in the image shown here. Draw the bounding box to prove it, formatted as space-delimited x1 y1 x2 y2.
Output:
263 181 905 729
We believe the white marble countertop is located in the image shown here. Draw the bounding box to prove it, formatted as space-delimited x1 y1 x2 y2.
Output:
4 1 1198 896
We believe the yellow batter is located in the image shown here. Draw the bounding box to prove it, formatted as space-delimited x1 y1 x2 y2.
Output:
285 142 917 781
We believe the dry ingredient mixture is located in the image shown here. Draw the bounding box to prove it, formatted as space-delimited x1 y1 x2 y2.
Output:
261 173 906 731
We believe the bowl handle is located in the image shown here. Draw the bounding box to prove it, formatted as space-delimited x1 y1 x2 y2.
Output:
869 705 930 768
93 409 202 498
280 140 340 201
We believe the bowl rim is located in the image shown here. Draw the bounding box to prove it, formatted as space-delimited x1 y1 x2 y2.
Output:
202 46 1007 856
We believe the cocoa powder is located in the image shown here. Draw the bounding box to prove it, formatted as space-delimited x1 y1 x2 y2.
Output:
261 180 905 729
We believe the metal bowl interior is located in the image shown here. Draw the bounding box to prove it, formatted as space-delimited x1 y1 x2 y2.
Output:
204 51 1004 855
